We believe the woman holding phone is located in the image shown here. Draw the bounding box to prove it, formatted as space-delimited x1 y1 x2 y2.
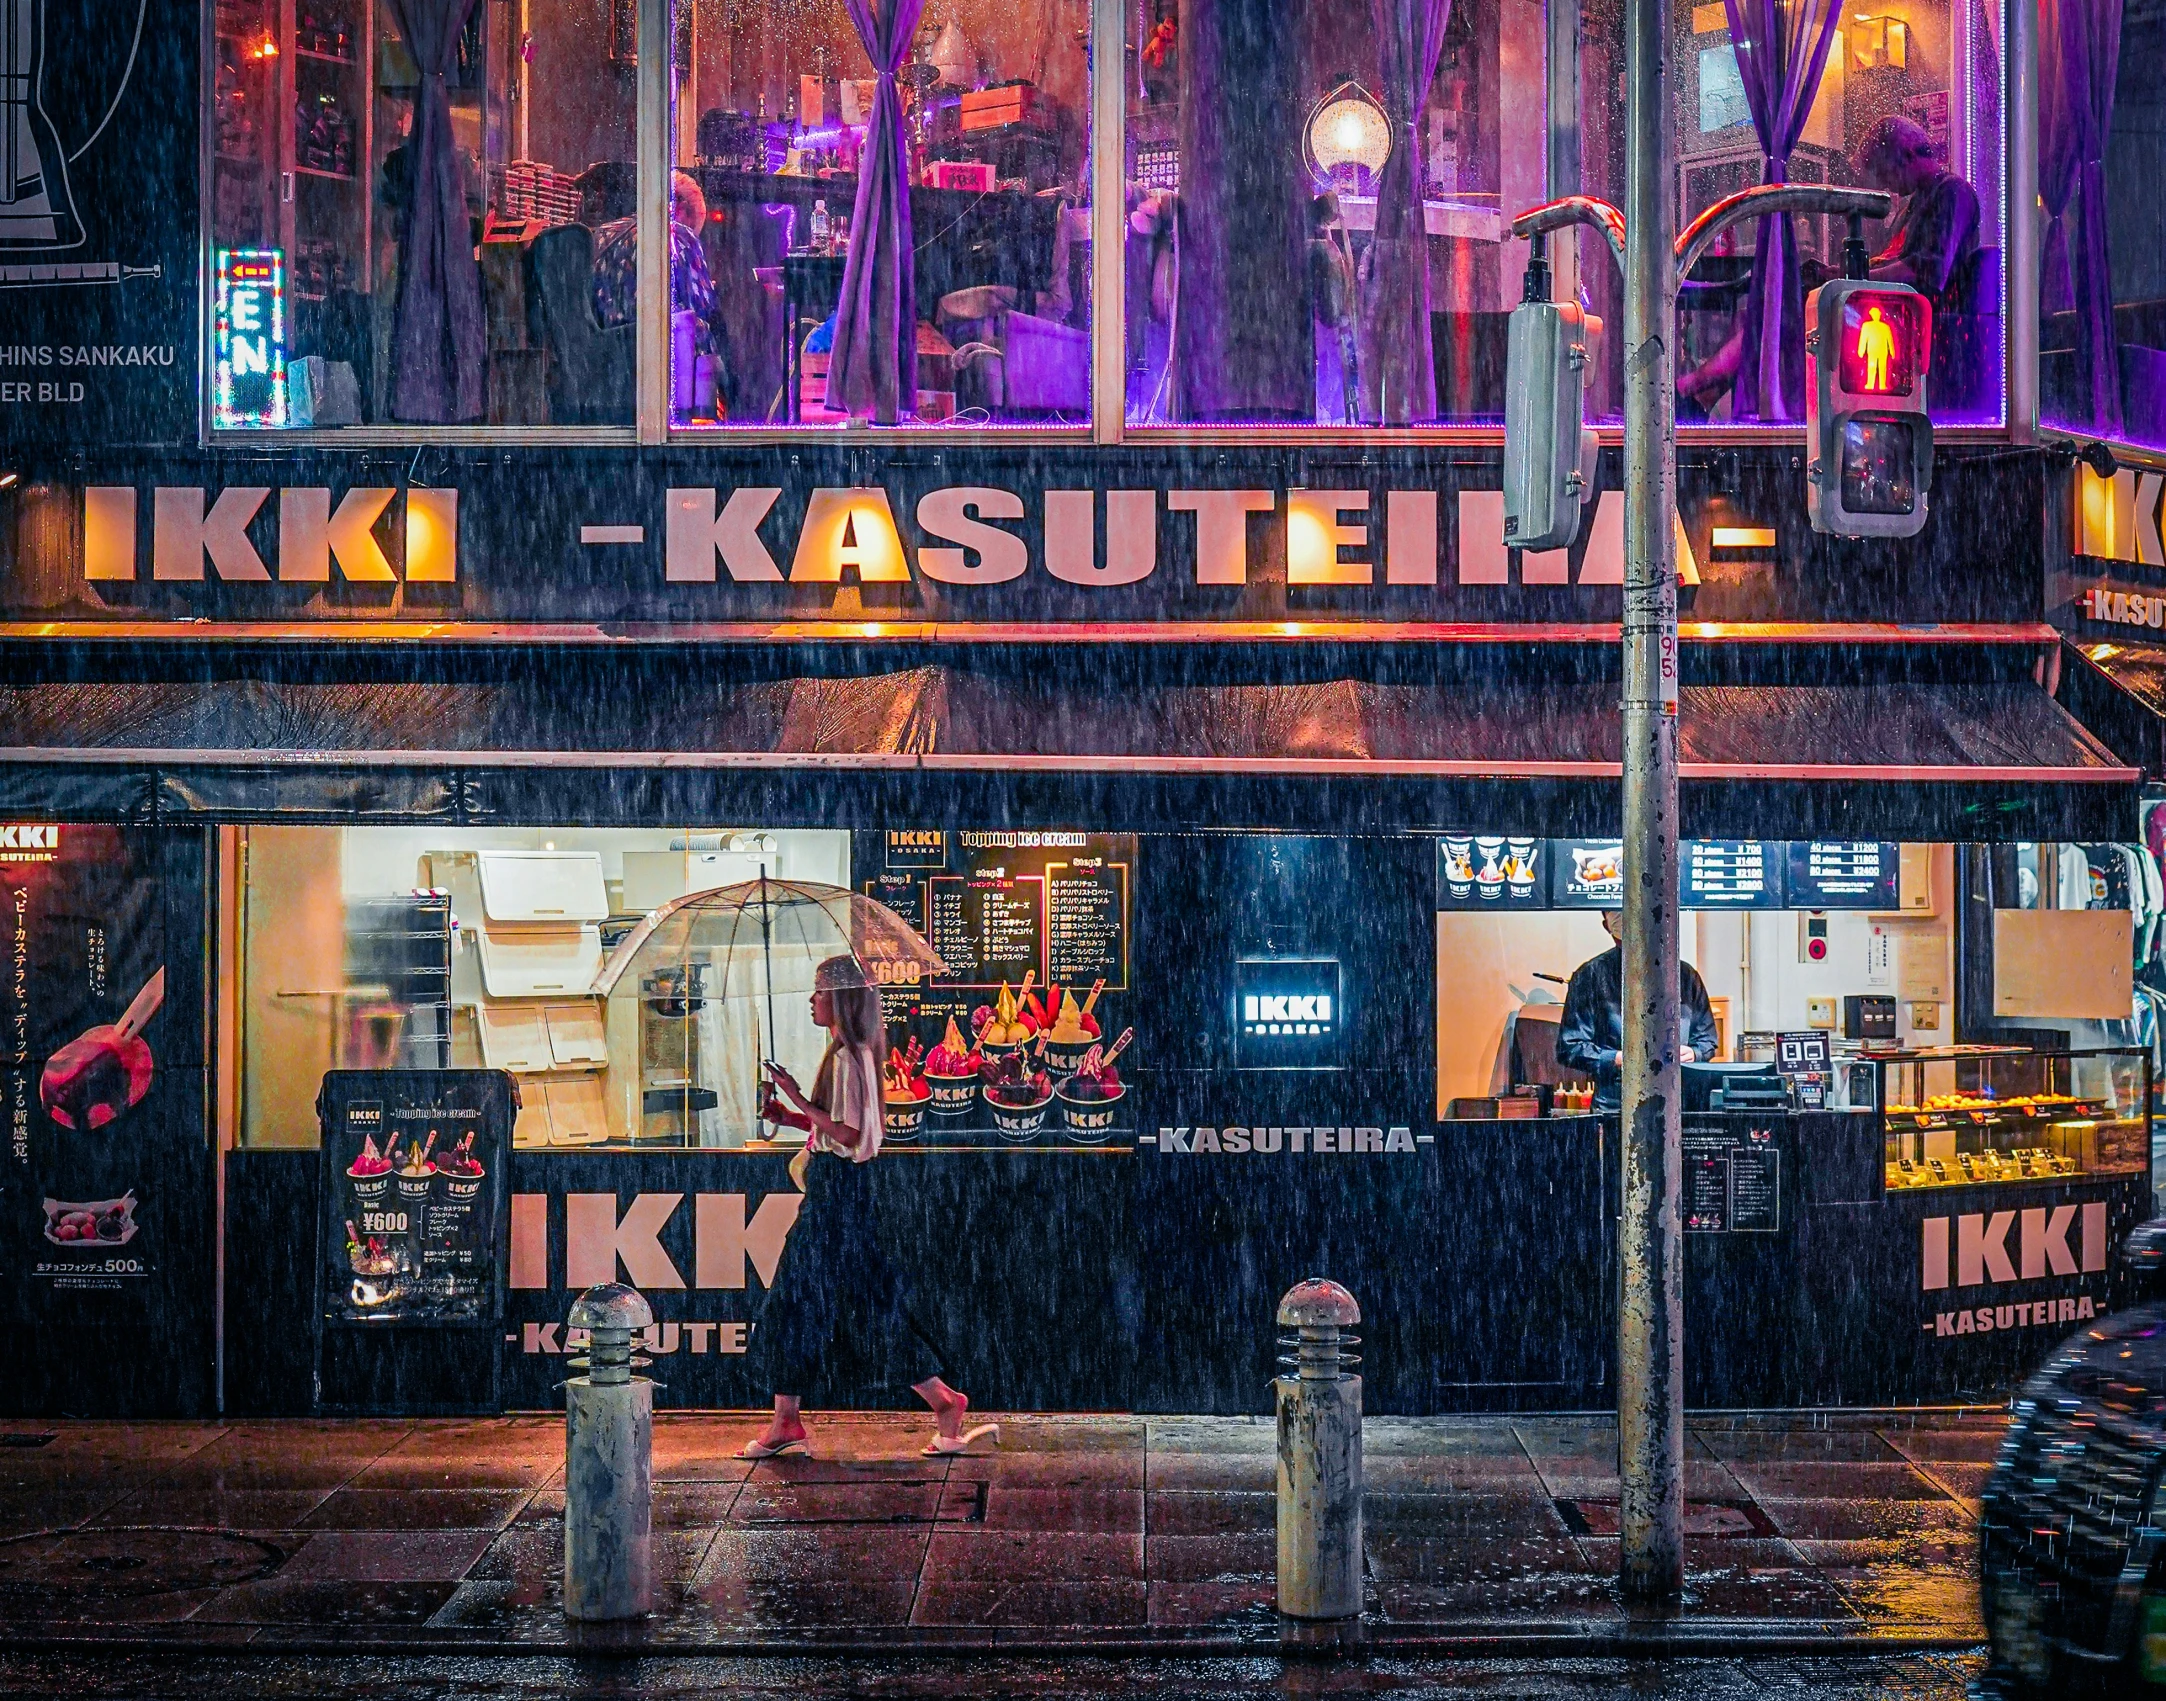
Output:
737 954 996 1460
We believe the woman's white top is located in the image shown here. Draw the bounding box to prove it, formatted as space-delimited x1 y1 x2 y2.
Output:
811 1042 883 1163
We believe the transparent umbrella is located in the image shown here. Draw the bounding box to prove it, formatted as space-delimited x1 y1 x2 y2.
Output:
591 877 947 1146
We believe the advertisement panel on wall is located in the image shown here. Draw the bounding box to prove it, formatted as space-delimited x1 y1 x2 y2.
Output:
2 0 198 446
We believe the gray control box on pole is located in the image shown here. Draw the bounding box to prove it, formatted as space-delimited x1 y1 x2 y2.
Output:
1275 1279 1362 1622
563 1283 655 1622
1502 242 1602 554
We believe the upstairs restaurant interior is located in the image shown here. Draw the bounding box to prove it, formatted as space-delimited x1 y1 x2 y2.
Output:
207 0 2014 432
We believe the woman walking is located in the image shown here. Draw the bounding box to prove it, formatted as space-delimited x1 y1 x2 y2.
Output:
738 955 997 1460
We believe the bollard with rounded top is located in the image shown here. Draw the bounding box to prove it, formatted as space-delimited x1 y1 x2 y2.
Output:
564 1283 655 1621
1275 1278 1363 1621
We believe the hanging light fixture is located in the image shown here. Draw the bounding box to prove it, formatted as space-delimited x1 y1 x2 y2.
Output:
1304 81 1391 196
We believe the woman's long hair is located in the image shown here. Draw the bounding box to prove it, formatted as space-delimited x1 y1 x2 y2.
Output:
810 961 886 1124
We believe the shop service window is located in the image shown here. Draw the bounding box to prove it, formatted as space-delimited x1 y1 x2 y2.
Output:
1124 0 1546 428
237 826 851 1150
1670 0 2004 429
668 0 1094 429
210 0 637 430
2037 0 2166 453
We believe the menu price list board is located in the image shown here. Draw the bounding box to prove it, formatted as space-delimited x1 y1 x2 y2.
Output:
1440 837 1898 912
1682 1118 1783 1235
1785 842 1899 910
868 834 1134 995
318 1070 513 1328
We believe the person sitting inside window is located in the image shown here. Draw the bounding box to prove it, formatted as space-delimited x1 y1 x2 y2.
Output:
592 170 721 352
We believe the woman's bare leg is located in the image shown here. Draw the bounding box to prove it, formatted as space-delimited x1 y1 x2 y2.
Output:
913 1377 966 1439
753 1395 807 1449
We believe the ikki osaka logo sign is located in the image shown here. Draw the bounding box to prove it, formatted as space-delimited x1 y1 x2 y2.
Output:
0 826 60 863
1920 1204 2109 1338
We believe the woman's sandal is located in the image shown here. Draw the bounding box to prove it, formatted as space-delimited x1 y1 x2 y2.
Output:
921 1423 1001 1457
735 1435 807 1460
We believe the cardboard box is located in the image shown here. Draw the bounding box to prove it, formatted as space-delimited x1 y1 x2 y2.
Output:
961 83 1039 131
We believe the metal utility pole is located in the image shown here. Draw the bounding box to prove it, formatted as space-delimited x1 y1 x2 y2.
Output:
1617 0 1683 1604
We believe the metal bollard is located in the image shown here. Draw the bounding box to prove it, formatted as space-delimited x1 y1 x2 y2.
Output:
1275 1278 1363 1621
563 1283 655 1621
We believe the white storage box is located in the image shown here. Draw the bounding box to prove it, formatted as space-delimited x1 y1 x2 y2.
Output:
475 924 603 998
476 850 609 923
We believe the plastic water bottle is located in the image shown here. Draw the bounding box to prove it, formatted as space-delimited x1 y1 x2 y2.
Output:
809 199 830 253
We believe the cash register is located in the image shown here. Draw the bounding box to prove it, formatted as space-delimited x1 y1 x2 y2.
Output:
1683 1061 1789 1112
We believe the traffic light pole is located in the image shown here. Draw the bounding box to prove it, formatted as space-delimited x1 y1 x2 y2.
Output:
1616 0 1682 1600
1512 147 1889 1599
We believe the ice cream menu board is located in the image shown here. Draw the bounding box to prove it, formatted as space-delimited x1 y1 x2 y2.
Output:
1683 842 1778 908
317 1070 513 1328
867 833 1134 994
1440 836 1900 911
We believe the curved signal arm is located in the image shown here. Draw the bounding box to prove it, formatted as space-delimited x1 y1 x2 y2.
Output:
1508 197 1629 278
1510 187 1893 293
1674 186 1891 286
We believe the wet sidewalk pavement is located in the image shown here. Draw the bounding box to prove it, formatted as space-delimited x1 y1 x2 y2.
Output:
0 1411 1994 1655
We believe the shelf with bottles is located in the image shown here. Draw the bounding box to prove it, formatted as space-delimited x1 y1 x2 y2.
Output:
1879 1046 2150 1191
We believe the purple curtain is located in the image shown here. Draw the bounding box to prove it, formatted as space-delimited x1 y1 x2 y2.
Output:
1360 0 1452 424
1721 0 1842 421
2040 0 2124 436
385 0 486 423
828 0 926 424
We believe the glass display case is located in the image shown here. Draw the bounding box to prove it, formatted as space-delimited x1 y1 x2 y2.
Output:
1879 1046 2151 1191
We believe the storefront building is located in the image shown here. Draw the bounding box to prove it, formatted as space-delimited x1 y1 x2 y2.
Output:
2 0 2163 1420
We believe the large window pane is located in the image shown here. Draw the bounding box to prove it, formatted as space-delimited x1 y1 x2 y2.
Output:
209 0 636 429
1123 0 1547 427
1671 0 2004 428
2039 0 2165 452
668 0 1094 430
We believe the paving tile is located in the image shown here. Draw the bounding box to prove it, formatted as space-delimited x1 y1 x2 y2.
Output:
1553 1497 1775 1539
696 1526 931 1585
742 1453 954 1485
1365 1489 1573 1538
1363 1419 1532 1459
1718 1463 1946 1502
954 1485 1142 1532
274 1528 497 1582
1521 1463 1750 1500
947 1451 1144 1489
350 1453 560 1491
982 1417 1143 1454
700 1576 919 1629
0 1489 132 1533
89 1488 335 1530
1144 1531 1275 1582
1143 1453 1274 1493
1364 1455 1545 1492
299 1489 528 1531
1365 1533 1593 1584
1146 1580 1277 1626
923 1529 1143 1582
730 1482 945 1526
1572 1540 1857 1620
1147 1489 1274 1536
193 1577 459 1626
1756 1496 1978 1542
1692 1426 1907 1465
1874 1422 2011 1464
1818 1563 1985 1631
911 1579 1146 1627
514 1489 565 1524
1144 1418 1274 1455
1915 1461 1994 1499
1791 1534 1979 1573
1378 1575 1620 1621
7 1584 226 1624
467 1524 712 1587
651 1483 743 1527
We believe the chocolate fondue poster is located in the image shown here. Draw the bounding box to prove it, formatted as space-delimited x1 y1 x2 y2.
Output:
0 827 167 1300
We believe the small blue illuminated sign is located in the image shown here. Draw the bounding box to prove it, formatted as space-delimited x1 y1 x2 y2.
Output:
213 249 287 428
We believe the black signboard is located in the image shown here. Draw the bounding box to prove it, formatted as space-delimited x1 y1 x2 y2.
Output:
1233 957 1345 1072
3 0 200 447
1436 836 1544 909
317 1070 513 1328
1552 840 1625 908
1786 842 1899 909
1683 1117 1785 1234
1683 841 1779 908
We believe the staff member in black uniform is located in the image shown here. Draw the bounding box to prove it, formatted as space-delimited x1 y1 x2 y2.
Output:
738 956 999 1460
1556 910 1721 1112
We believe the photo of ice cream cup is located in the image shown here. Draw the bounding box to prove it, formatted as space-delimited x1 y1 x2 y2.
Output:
346 1134 393 1204
984 1088 1051 1140
1442 836 1474 900
434 1133 486 1201
1057 1079 1125 1142
392 1133 438 1204
1475 837 1506 900
1507 838 1538 897
882 1096 927 1141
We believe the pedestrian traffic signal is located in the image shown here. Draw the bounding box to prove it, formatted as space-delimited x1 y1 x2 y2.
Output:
1503 251 1601 551
1806 279 1933 538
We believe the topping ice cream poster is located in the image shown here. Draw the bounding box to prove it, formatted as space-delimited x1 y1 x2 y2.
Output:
0 826 168 1306
317 1071 512 1328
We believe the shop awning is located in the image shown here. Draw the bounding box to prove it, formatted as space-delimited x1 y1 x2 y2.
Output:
0 660 2135 839
2062 641 2166 780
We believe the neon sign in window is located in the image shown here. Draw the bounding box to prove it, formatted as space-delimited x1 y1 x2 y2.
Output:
213 249 287 428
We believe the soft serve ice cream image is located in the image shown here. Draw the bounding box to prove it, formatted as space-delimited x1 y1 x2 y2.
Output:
1041 985 1104 1073
974 979 1032 1054
923 1017 982 1114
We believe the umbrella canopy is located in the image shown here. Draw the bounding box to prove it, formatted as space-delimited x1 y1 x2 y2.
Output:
592 877 947 1004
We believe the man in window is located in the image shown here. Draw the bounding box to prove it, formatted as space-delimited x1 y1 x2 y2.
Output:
1846 114 1981 310
1556 909 1720 1114
593 171 721 356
